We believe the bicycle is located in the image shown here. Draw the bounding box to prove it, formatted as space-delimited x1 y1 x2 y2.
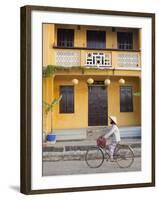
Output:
85 136 134 168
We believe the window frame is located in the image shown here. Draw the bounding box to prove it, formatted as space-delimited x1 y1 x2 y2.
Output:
59 85 74 114
117 32 133 50
57 28 74 48
120 86 133 112
86 30 106 49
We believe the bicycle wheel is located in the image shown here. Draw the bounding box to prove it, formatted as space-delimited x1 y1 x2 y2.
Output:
114 145 134 168
85 146 104 168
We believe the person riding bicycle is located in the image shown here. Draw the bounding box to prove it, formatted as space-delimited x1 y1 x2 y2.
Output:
104 116 121 161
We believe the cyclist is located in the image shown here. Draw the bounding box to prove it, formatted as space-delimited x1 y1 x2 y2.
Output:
104 116 121 161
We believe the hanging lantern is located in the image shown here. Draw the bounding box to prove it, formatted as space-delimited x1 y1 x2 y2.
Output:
72 78 79 85
119 78 125 85
87 78 94 85
104 79 111 86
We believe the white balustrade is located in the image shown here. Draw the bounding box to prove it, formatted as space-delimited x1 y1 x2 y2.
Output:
117 53 140 68
56 51 80 67
86 52 112 68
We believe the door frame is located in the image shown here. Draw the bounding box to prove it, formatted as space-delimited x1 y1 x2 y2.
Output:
88 81 108 126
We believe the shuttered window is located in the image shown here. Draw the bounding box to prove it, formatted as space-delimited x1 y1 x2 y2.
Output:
57 29 74 47
120 86 133 112
117 32 133 50
60 86 74 113
87 30 106 49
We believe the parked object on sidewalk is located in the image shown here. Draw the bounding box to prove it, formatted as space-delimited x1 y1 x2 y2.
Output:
47 133 56 143
43 95 62 141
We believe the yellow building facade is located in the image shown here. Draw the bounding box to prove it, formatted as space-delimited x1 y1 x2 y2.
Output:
42 24 141 138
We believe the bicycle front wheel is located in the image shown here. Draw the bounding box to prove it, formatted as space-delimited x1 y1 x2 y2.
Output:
85 146 104 168
114 145 134 168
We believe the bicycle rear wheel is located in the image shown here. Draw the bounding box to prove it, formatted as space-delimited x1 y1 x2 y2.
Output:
85 146 104 168
114 145 134 168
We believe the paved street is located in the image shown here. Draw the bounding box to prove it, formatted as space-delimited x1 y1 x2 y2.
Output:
42 157 141 176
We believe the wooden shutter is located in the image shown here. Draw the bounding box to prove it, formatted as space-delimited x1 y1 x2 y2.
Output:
120 86 133 112
60 86 74 113
57 29 74 47
87 30 106 49
117 32 133 50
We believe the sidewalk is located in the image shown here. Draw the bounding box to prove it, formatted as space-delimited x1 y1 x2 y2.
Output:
43 138 141 161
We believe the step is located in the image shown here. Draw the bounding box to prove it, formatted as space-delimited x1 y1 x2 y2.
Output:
120 126 141 138
43 148 141 162
54 128 87 141
43 142 141 152
87 126 141 139
50 126 141 141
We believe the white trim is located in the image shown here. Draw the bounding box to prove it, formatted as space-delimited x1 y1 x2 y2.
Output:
31 10 152 190
115 67 141 71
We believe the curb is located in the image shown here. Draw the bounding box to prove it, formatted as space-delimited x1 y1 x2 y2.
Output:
43 147 141 162
43 143 141 152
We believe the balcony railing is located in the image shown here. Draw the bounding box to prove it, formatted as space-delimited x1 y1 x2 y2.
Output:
86 52 111 68
56 50 80 67
54 49 140 69
117 53 140 68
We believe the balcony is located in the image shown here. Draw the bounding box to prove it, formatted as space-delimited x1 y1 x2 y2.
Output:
116 52 140 69
55 50 80 67
85 52 111 68
54 49 141 70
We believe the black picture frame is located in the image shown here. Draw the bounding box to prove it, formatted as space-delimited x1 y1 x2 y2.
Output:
20 5 155 195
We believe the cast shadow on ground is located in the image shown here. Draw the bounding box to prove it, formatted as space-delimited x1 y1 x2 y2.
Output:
9 185 20 192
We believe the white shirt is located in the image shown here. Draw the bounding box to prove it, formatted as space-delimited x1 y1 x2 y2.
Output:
104 124 121 143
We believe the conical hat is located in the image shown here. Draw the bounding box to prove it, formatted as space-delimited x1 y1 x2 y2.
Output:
109 116 117 124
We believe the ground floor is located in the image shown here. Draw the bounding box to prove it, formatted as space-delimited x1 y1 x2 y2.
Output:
43 73 141 133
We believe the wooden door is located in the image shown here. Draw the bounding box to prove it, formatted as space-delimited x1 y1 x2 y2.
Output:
88 85 108 126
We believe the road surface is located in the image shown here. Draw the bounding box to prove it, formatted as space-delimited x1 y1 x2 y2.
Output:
42 157 141 176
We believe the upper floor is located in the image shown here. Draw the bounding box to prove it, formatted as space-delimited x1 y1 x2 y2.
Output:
43 24 141 71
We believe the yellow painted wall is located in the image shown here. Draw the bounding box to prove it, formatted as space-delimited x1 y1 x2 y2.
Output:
43 24 55 67
53 78 88 129
50 68 141 77
53 25 139 49
42 24 141 132
43 24 140 67
108 77 141 126
42 76 141 132
42 76 54 133
54 24 113 48
107 31 117 48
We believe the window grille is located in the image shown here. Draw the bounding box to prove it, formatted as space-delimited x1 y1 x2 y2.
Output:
86 52 111 67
